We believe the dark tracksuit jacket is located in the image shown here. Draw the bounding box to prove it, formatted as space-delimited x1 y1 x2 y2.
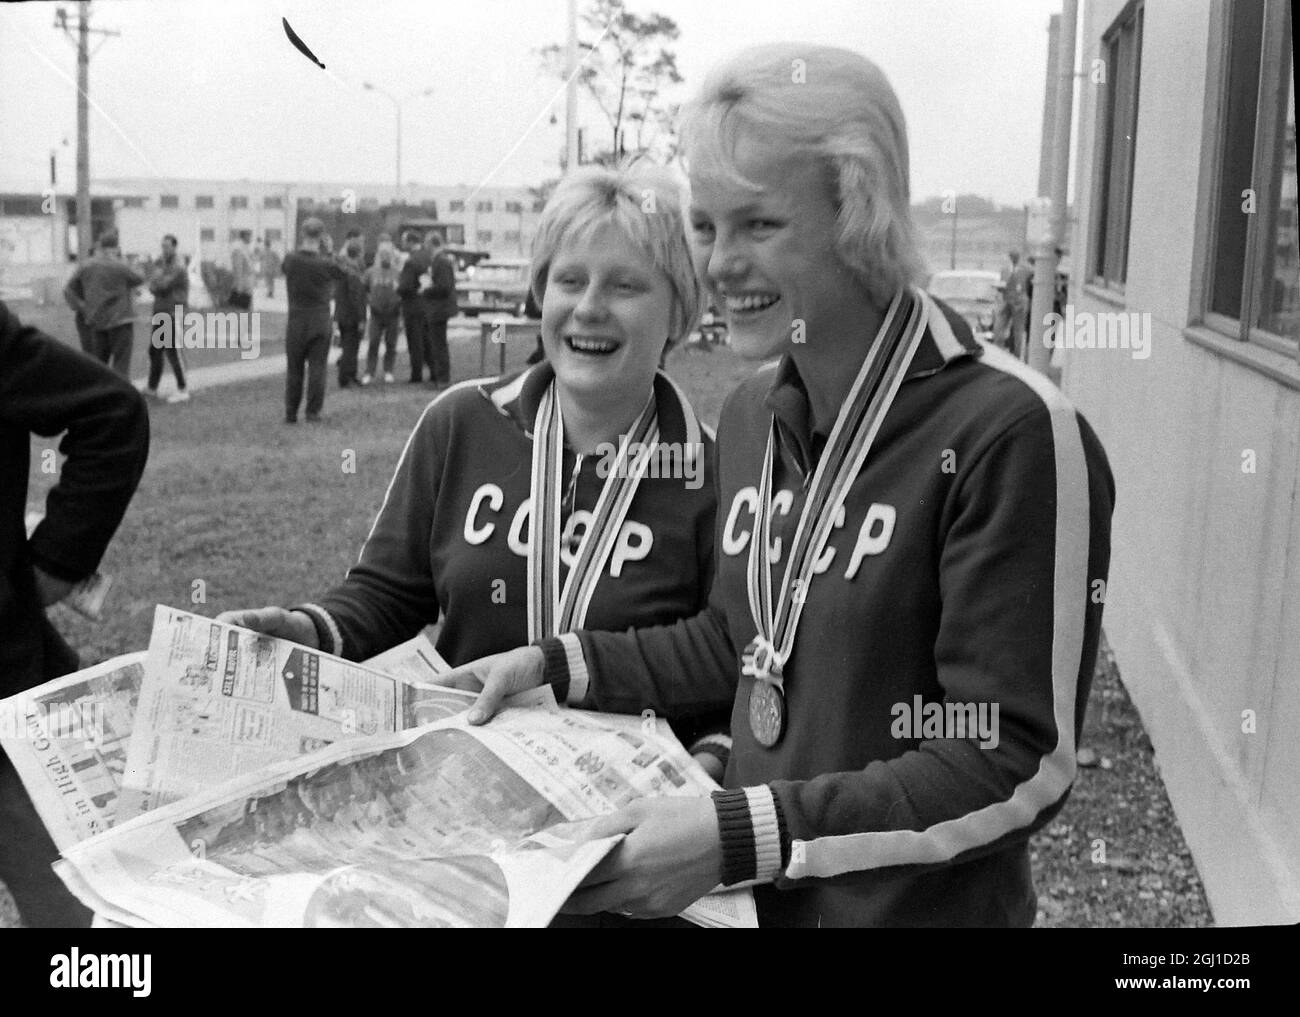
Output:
535 292 1115 927
297 363 729 754
0 301 150 694
63 257 144 331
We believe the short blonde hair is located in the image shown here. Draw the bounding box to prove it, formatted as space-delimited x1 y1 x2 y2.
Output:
681 43 927 306
530 162 704 343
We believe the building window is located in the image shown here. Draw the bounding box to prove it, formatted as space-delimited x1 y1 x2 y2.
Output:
477 230 493 244
449 199 465 213
264 195 283 209
230 195 248 209
477 200 493 213
160 194 179 209
1205 0 1297 355
200 227 215 242
532 199 546 213
196 195 214 209
505 200 523 214
121 197 145 209
1088 1 1143 290
264 228 283 243
504 230 520 243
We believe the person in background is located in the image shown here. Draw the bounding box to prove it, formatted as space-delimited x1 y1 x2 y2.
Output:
995 249 1032 358
230 230 255 311
361 241 402 385
263 241 281 298
335 237 368 389
62 229 143 377
0 300 150 926
420 232 457 391
281 218 348 423
71 239 97 354
145 233 191 404
397 230 431 384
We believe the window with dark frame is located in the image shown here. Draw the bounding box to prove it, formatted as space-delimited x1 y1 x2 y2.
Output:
230 195 248 209
449 199 465 213
200 227 214 242
196 195 214 209
1088 1 1143 290
160 194 179 209
264 196 283 209
1206 0 1297 354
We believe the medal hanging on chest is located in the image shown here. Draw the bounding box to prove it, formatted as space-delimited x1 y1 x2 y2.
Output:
743 288 929 747
526 379 659 642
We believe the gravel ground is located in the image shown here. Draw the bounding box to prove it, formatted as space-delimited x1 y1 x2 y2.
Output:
1031 635 1213 927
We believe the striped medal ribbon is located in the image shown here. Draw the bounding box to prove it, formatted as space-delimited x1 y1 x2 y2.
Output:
744 287 930 747
527 380 660 642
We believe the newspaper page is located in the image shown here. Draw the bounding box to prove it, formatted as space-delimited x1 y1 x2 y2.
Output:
0 653 145 851
60 698 731 927
117 607 477 819
361 631 450 683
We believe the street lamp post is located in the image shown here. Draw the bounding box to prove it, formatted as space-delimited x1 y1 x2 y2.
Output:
363 83 434 198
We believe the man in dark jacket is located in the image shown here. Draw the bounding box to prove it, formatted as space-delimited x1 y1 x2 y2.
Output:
420 232 457 391
146 233 190 403
0 300 150 926
397 231 431 384
334 238 368 388
62 229 144 377
281 218 348 423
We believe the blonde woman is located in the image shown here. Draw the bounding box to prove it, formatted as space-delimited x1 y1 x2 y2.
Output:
438 44 1115 928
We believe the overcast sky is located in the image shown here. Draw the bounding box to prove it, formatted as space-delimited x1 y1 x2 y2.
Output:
1 0 1070 205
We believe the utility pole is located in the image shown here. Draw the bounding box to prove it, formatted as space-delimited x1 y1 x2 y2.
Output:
1028 0 1078 375
565 0 579 174
55 3 119 260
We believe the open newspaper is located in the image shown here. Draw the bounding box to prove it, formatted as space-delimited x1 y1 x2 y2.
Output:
2 607 756 927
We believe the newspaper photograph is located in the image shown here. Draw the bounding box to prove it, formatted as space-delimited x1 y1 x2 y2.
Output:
59 695 750 928
0 652 146 851
117 607 478 819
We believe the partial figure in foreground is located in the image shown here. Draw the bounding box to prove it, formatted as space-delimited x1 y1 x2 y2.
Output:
435 43 1115 927
0 301 150 926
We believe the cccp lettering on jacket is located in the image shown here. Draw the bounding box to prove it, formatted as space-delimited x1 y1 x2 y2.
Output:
720 485 896 579
462 484 652 577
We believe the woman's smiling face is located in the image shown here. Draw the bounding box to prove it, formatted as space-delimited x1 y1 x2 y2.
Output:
689 136 865 362
541 222 673 412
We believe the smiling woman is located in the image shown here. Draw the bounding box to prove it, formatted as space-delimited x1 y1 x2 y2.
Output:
215 162 732 844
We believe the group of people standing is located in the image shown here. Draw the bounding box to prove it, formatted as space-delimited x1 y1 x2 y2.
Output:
281 224 458 423
62 229 191 403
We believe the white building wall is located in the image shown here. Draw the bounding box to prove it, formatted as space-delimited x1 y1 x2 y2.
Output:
1065 0 1300 925
97 177 542 266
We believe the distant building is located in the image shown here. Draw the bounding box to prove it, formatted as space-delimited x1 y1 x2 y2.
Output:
90 177 545 264
1065 0 1298 925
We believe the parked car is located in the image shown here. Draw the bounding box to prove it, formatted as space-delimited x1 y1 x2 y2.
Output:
455 257 531 317
927 269 1001 341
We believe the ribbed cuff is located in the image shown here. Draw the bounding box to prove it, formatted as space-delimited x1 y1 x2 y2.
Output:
293 603 342 657
533 633 590 705
688 733 732 773
711 785 789 886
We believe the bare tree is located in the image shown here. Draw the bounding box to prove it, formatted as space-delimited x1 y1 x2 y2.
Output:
539 0 683 165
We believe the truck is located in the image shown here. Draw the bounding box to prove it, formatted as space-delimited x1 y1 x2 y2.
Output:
292 200 487 271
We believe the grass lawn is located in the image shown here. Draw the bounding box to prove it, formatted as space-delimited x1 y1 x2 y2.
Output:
7 298 287 382
6 333 1211 928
